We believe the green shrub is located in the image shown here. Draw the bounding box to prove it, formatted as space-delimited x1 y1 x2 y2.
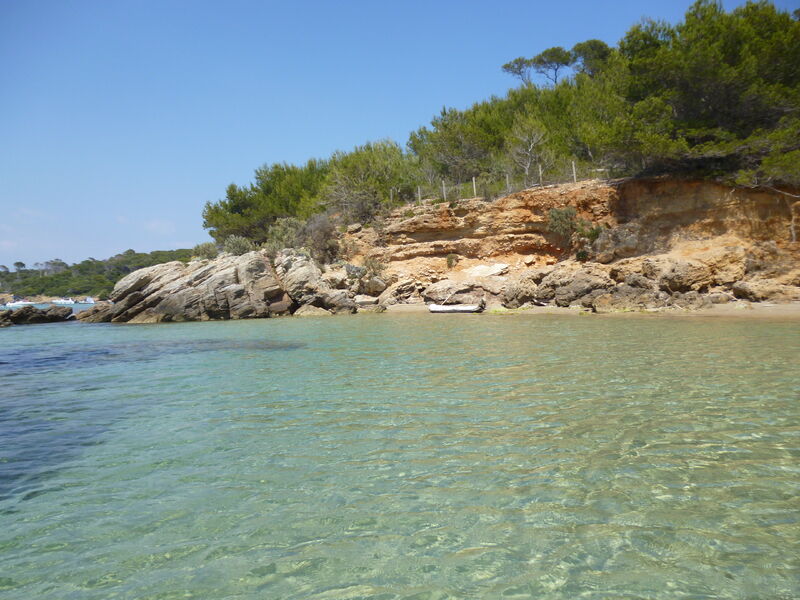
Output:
262 217 304 256
363 256 386 279
547 207 577 239
192 242 218 260
576 249 589 262
577 221 603 242
403 209 415 218
446 253 459 269
304 214 339 263
339 238 358 260
223 235 256 255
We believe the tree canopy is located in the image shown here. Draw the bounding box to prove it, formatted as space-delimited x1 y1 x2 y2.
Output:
198 0 799 255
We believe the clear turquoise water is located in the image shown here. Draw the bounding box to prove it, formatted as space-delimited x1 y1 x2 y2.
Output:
1 314 798 599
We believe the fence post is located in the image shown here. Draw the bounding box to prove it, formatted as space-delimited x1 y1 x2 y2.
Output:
572 161 577 183
505 173 510 193
472 176 477 197
417 186 421 204
442 179 446 201
390 188 393 204
538 163 543 185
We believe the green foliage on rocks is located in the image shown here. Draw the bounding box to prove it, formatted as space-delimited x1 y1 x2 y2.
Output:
547 207 578 239
261 217 305 257
192 242 218 260
363 256 387 279
222 235 256 255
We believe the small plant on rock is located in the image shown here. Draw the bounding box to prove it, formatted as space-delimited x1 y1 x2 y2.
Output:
446 253 459 269
192 242 218 260
223 235 256 255
546 207 578 239
363 256 386 279
577 221 603 242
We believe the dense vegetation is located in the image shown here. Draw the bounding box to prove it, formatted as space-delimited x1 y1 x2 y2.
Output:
7 1 796 293
0 249 192 299
201 1 799 259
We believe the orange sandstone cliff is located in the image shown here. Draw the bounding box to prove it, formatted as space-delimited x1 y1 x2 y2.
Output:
342 178 799 309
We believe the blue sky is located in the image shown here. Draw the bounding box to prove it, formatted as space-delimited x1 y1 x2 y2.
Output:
1 0 796 267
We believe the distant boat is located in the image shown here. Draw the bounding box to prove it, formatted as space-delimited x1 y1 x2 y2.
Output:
428 303 484 314
52 298 75 305
82 297 96 304
3 300 35 308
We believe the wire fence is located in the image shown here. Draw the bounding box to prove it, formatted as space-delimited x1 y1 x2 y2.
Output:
392 161 611 207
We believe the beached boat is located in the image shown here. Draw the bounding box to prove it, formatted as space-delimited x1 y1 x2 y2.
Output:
428 303 484 314
82 297 96 304
52 298 75 305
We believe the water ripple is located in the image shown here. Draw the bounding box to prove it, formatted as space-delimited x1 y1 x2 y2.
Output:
0 315 798 599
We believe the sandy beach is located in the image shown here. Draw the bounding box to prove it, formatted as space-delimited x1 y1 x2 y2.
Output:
385 301 800 320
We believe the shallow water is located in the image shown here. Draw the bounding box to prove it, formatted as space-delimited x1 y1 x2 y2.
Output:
1 314 798 599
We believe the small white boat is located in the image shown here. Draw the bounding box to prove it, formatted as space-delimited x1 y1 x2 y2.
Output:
52 298 75 305
4 300 35 308
82 297 96 304
428 303 484 314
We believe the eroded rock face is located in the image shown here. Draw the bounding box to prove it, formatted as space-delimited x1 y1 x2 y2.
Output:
732 279 800 302
593 223 641 263
500 240 800 313
377 278 425 306
0 305 75 326
422 280 485 305
337 178 797 312
79 249 365 324
503 267 554 308
274 250 357 313
591 287 667 313
79 251 290 323
293 304 333 317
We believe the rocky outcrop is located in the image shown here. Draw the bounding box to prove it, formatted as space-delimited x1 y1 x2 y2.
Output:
92 252 288 323
76 249 364 324
274 250 357 314
0 305 75 326
500 237 799 313
293 305 333 317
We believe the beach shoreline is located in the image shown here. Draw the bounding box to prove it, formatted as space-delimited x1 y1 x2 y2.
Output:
384 301 800 320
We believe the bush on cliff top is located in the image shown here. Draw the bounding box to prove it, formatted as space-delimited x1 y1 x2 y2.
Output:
192 242 218 260
223 235 256 255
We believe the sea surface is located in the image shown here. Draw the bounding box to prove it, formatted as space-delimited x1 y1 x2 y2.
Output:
1 313 798 599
